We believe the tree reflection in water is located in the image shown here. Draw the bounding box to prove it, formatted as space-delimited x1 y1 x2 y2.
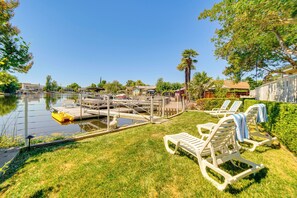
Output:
0 95 18 116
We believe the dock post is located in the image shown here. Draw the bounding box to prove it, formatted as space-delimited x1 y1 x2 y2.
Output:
150 96 153 122
176 96 179 114
162 97 165 117
80 93 82 121
24 95 29 146
107 97 110 131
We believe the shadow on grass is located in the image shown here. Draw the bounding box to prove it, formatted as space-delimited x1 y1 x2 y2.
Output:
173 147 268 194
226 168 268 194
0 141 80 191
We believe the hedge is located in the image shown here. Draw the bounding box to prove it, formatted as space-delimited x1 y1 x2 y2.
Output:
244 99 297 154
196 98 243 112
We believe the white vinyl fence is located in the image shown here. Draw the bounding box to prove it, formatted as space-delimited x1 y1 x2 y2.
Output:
253 74 297 103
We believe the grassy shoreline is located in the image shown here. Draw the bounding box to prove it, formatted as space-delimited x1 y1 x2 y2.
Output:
1 112 297 197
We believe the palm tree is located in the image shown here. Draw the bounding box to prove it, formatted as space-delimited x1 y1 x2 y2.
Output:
177 49 199 99
189 72 213 99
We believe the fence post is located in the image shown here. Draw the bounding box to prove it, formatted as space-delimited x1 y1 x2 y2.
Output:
24 95 29 146
176 96 179 114
150 96 154 122
162 97 165 117
107 97 110 131
182 96 185 112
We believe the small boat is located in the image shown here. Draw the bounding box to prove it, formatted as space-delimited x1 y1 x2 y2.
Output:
51 111 74 122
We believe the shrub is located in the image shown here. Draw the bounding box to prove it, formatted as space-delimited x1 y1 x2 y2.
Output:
196 98 241 111
244 99 297 154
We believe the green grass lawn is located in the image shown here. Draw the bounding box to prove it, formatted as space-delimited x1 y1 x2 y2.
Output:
1 112 297 197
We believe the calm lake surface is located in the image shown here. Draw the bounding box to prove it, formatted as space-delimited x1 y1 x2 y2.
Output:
0 93 141 139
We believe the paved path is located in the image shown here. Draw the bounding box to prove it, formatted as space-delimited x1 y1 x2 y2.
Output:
0 148 19 170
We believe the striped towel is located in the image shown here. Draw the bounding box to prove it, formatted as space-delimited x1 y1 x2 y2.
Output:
257 104 268 123
232 113 249 142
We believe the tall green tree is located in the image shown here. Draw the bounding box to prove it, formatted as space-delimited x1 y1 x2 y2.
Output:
0 0 33 77
188 72 213 99
97 80 106 88
199 0 297 81
177 49 199 98
44 75 52 92
104 81 123 94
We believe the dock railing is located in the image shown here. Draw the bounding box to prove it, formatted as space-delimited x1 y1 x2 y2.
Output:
0 93 186 148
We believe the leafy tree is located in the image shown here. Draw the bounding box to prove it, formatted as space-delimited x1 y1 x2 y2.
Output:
213 79 228 98
0 0 33 76
125 80 135 87
44 75 52 92
171 82 183 91
0 72 20 93
188 72 213 99
177 49 199 98
104 81 123 94
97 80 106 88
135 80 146 86
51 80 58 91
199 0 297 81
244 77 263 90
66 83 81 92
155 78 183 95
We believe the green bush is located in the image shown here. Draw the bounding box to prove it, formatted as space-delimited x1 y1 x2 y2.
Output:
244 99 297 154
196 98 241 111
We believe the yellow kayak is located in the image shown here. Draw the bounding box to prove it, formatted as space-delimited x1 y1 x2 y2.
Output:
52 112 74 123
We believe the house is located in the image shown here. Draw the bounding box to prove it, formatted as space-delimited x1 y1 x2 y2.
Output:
19 83 42 94
132 86 156 96
253 66 297 102
204 80 250 98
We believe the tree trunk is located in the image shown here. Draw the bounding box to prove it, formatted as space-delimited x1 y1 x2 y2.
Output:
273 29 297 57
184 67 188 99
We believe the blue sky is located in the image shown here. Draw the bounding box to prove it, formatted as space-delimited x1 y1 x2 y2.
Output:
12 0 227 87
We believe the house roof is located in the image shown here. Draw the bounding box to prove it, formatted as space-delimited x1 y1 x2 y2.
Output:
134 86 156 90
223 80 250 89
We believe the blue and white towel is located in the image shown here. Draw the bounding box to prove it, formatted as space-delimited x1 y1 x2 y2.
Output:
257 104 268 123
232 113 249 142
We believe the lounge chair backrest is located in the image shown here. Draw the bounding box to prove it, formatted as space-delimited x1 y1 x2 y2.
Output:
244 104 259 124
221 100 231 110
229 101 242 113
201 116 237 163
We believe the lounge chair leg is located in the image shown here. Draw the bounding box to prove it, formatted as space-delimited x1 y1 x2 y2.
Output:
164 137 179 155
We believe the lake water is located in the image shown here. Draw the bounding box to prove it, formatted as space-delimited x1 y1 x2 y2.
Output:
0 93 142 140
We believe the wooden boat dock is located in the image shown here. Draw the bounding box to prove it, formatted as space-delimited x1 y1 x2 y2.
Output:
52 106 159 121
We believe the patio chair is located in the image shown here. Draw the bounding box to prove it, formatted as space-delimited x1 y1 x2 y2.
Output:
204 100 231 113
197 104 277 151
242 104 277 151
210 101 242 118
164 116 264 191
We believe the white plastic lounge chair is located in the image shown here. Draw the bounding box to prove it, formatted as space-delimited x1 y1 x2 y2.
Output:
197 104 277 151
243 104 277 151
204 100 231 113
164 116 264 191
210 101 242 117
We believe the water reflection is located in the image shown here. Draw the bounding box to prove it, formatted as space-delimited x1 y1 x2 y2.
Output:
44 93 61 110
0 93 147 144
0 95 18 116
